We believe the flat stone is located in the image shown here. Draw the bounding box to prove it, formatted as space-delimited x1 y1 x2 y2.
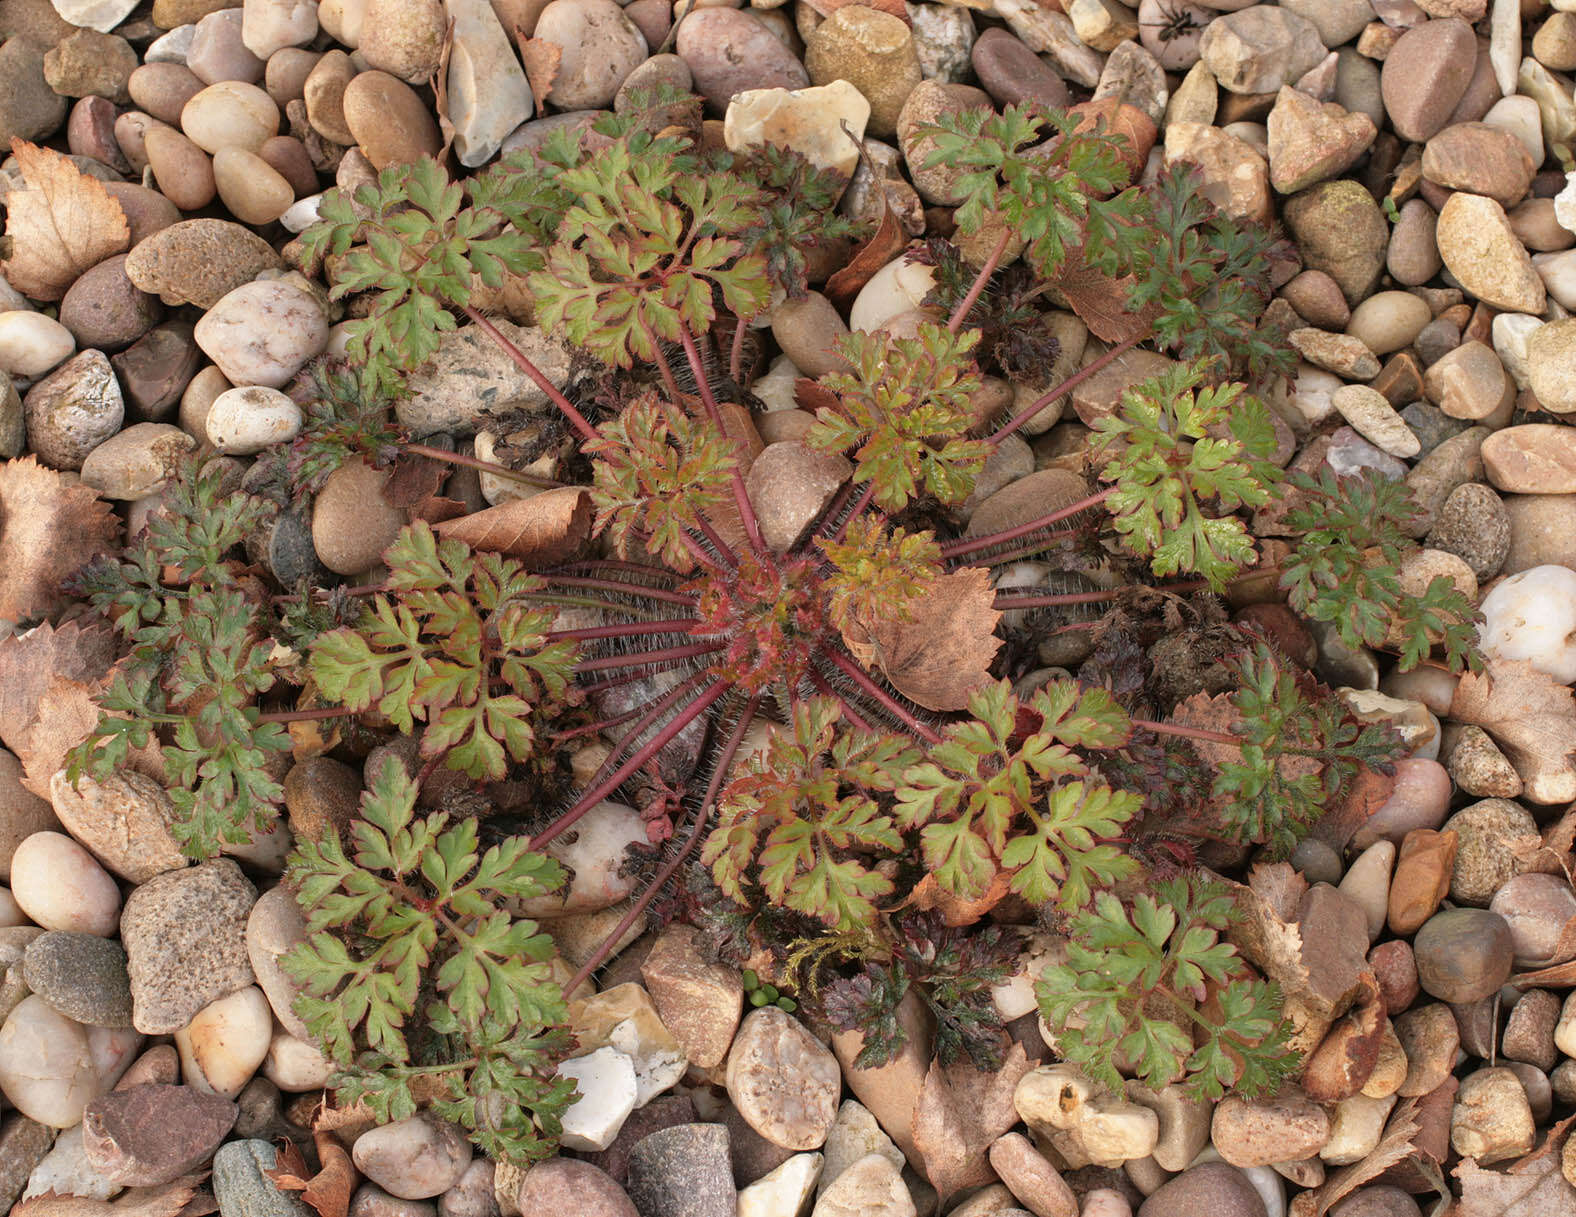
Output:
81 1084 237 1186
726 1008 840 1151
22 933 132 1029
625 1124 737 1217
1482 425 1576 493
1435 192 1546 314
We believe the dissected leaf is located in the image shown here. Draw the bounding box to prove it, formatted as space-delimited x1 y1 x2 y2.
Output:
854 565 1001 711
0 455 121 620
1456 1116 1576 1217
1451 658 1576 804
912 1040 1033 1200
434 488 592 567
824 195 909 313
0 139 131 300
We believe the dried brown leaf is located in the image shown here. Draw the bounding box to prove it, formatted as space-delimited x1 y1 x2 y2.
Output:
1226 862 1311 1002
794 377 842 415
429 18 457 162
409 494 468 525
844 565 1001 712
0 140 131 300
517 35 560 114
912 1040 1034 1200
15 1175 202 1217
435 487 592 567
1298 1093 1425 1215
0 618 117 747
1055 255 1151 345
1456 1116 1576 1217
825 195 909 314
0 455 121 620
907 868 1012 927
265 1134 358 1217
1451 658 1576 803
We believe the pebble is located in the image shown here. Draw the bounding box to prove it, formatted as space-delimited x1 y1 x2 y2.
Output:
125 218 285 310
194 279 328 389
0 313 75 378
1526 318 1576 413
1267 87 1376 195
726 1008 841 1151
746 442 853 552
82 1083 237 1186
213 1139 314 1217
359 0 446 83
1198 7 1327 96
739 1153 822 1217
569 984 686 1106
805 7 922 138
398 321 572 435
206 386 305 455
1435 192 1547 314
1136 1161 1267 1217
1386 829 1456 935
1338 840 1394 941
10 833 121 938
1451 1067 1535 1164
1423 341 1509 422
1211 1093 1331 1168
144 126 218 211
175 986 273 1098
1426 483 1509 579
516 1159 638 1217
556 1047 639 1152
1422 121 1536 207
1482 425 1576 494
1331 385 1419 458
0 997 104 1128
213 147 296 224
1347 292 1430 356
1478 565 1576 684
24 1122 117 1202
971 27 1068 109
1412 907 1515 1003
310 457 407 575
626 1124 737 1217
342 70 442 169
1382 17 1478 142
1283 180 1388 305
1502 988 1561 1069
678 9 810 109
23 350 125 471
79 421 196 501
354 1115 474 1200
0 40 67 147
47 769 186 884
820 1100 902 1194
1491 873 1576 967
244 0 318 59
639 924 742 1071
988 1135 1073 1217
263 1030 331 1090
120 859 257 1036
22 932 133 1029
726 82 869 186
534 0 647 110
447 0 533 167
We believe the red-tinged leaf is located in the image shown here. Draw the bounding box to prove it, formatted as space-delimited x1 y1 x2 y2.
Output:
265 1134 359 1217
825 194 910 313
434 488 593 567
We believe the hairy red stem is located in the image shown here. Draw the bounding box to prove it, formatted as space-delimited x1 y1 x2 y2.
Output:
993 588 1124 610
531 680 729 850
545 575 698 607
948 228 1012 334
991 335 1141 443
1135 719 1241 747
810 668 876 733
565 692 763 993
573 641 723 674
401 443 563 489
678 326 770 559
822 650 941 744
256 706 354 724
828 483 878 546
463 306 601 443
545 619 700 642
941 489 1113 559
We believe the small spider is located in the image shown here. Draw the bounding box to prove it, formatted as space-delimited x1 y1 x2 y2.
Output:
1140 0 1201 43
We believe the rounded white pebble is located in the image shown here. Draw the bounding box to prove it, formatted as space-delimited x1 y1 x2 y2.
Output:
204 385 303 455
175 986 274 1098
0 888 26 928
10 833 120 936
0 996 102 1127
1478 564 1576 684
263 1029 333 1091
0 312 75 377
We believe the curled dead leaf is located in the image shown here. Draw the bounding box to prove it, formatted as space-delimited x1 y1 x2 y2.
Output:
435 487 593 567
13 1175 205 1217
1451 658 1576 804
1455 1115 1576 1217
516 34 561 114
824 189 910 314
906 868 1012 927
0 140 131 301
0 455 121 621
264 1133 358 1217
840 565 1001 712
